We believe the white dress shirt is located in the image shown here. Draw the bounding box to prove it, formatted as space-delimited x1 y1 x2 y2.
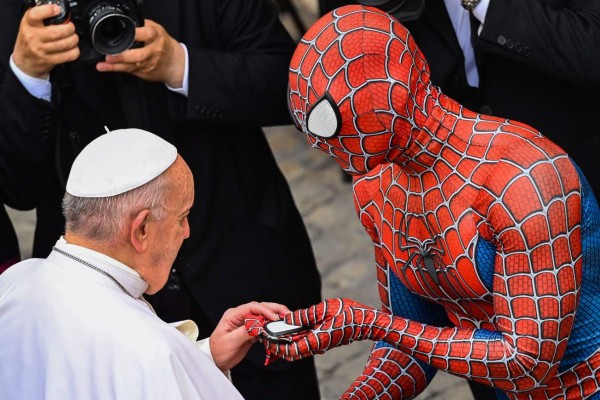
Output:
10 43 190 102
442 0 490 88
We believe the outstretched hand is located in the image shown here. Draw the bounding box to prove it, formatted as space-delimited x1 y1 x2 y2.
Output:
210 301 289 371
255 298 394 362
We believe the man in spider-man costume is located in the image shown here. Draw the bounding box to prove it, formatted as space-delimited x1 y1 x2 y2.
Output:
249 5 600 399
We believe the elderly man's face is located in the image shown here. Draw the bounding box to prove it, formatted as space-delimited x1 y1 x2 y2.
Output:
143 156 194 294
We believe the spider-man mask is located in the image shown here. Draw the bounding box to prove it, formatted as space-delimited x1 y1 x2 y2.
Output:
287 5 435 175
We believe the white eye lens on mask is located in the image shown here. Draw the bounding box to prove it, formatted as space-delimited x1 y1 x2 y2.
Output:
306 93 341 139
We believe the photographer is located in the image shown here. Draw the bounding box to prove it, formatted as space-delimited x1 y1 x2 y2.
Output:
0 1 322 399
12 3 185 89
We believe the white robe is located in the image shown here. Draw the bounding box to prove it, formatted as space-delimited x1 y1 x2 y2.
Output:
0 239 244 400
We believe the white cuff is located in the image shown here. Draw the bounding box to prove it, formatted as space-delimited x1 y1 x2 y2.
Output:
9 55 52 102
169 320 232 380
165 43 189 97
197 337 233 381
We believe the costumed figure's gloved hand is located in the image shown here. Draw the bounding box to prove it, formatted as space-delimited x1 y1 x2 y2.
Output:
247 298 417 399
245 313 309 366
211 301 289 371
248 298 400 360
270 298 398 360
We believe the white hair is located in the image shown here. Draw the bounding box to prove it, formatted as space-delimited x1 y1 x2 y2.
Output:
62 172 171 243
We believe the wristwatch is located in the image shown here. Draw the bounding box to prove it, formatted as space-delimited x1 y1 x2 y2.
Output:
461 0 481 11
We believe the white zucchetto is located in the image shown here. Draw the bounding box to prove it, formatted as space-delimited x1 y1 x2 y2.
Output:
66 128 177 198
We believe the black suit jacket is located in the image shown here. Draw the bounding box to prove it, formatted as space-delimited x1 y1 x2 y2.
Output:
0 0 321 373
0 206 19 271
474 0 600 197
413 0 600 197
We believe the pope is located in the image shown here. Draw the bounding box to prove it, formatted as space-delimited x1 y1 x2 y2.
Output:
0 128 289 399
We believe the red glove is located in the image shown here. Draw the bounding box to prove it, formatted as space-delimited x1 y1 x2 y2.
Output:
263 298 395 361
244 313 309 365
249 300 430 399
340 346 426 399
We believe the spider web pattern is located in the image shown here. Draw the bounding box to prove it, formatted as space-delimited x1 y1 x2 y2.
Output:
288 5 432 175
288 5 600 399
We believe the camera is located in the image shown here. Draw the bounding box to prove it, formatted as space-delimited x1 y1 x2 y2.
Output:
33 0 144 64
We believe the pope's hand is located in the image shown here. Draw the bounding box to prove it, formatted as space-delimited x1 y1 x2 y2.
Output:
209 301 290 371
12 4 80 79
96 19 185 88
263 298 396 361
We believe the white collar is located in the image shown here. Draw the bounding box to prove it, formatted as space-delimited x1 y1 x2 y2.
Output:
52 237 149 298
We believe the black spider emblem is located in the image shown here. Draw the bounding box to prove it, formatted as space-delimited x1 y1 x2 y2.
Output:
398 213 446 293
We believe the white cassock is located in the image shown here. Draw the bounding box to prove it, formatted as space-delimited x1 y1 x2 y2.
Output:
0 238 244 400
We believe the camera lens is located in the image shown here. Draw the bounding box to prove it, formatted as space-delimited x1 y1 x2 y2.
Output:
89 5 136 55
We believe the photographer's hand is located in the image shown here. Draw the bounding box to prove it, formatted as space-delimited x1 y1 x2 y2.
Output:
96 19 185 88
12 4 80 79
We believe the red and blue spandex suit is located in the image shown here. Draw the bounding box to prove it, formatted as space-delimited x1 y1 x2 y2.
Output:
253 5 600 400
